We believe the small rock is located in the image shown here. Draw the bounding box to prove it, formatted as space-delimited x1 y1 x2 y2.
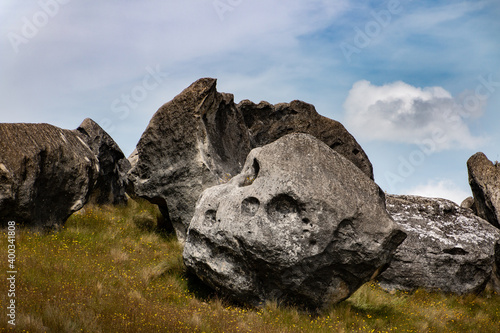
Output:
460 196 476 212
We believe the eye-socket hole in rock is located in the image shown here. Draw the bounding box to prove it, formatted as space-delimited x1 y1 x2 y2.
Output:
443 247 468 256
267 194 301 220
204 210 217 224
252 158 260 177
242 159 260 186
334 219 355 237
241 197 260 216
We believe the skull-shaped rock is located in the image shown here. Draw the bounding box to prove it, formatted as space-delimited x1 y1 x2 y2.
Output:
183 133 406 311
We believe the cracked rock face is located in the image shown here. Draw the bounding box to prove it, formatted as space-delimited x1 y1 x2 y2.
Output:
76 118 131 205
127 78 252 241
467 152 500 229
0 123 99 229
378 195 500 294
183 133 406 311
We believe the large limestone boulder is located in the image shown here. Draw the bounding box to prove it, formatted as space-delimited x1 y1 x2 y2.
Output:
129 78 375 240
238 99 374 180
0 123 99 229
378 195 500 294
467 152 500 229
183 133 406 311
128 78 252 241
76 118 130 205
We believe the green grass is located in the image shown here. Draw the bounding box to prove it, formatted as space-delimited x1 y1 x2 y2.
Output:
1 199 500 332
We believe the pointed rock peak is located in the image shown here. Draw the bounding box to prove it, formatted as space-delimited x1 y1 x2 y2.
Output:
468 152 493 167
175 77 218 100
467 151 500 229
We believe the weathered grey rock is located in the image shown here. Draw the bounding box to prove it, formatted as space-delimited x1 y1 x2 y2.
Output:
238 99 374 179
460 196 476 212
378 195 500 294
492 240 500 293
0 123 99 229
183 133 406 311
128 78 252 241
76 118 130 205
467 152 500 229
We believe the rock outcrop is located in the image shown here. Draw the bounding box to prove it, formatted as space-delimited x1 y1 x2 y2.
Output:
238 99 373 180
183 133 406 311
127 78 253 241
378 195 500 294
467 152 500 229
0 123 99 229
76 118 130 205
128 78 374 240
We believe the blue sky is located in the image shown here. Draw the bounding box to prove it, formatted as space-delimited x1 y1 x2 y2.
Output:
1 0 499 204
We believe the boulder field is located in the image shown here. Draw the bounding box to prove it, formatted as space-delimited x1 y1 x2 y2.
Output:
3 77 500 311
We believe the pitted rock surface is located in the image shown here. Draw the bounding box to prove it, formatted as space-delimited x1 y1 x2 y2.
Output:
378 195 500 294
183 133 405 311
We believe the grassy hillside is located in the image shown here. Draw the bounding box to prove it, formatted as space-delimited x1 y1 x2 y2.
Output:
1 200 499 332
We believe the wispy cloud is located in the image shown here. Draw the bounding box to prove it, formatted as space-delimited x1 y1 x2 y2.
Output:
343 80 486 151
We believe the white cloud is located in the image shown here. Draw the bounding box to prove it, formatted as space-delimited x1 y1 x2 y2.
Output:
403 179 470 205
343 80 486 151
